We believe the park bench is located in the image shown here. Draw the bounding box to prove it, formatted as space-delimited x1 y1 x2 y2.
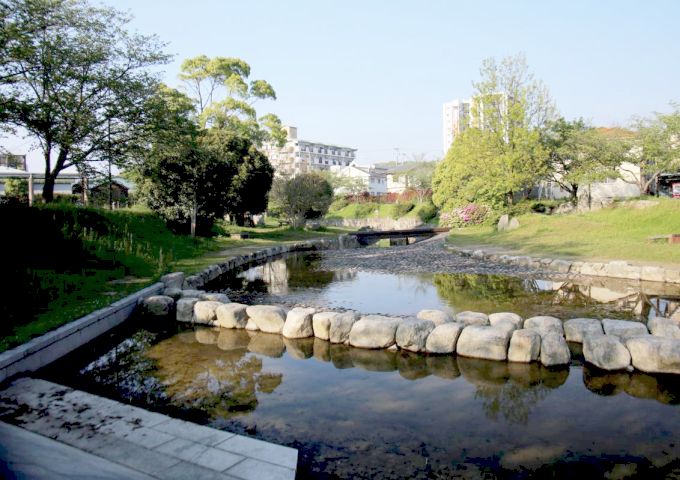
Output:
647 234 680 244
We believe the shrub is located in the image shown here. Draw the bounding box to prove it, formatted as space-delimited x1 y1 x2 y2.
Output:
417 202 438 222
392 201 415 219
440 203 489 228
329 197 350 212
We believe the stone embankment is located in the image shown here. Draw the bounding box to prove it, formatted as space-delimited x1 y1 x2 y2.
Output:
448 246 680 284
140 240 680 376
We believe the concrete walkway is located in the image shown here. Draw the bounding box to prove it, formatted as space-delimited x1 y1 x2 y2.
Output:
0 378 297 480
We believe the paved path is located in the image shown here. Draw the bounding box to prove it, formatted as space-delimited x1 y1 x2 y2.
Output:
0 378 297 480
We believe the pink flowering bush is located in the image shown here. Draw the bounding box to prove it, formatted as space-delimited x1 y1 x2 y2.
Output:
440 203 489 228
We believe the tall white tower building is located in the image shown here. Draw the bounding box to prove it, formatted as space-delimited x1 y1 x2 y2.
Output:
441 99 471 154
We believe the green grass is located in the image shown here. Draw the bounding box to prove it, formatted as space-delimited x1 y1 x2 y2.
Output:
327 201 436 222
0 207 351 353
447 197 680 266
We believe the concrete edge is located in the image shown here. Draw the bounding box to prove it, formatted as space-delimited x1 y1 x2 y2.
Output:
0 282 164 383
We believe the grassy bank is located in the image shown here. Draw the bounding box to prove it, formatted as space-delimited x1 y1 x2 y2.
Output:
447 198 680 266
327 201 437 223
0 206 347 353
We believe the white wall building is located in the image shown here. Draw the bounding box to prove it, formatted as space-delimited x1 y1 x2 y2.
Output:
442 99 471 154
261 126 357 178
330 164 387 195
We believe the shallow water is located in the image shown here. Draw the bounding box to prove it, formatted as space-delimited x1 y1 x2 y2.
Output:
211 252 680 321
45 325 680 479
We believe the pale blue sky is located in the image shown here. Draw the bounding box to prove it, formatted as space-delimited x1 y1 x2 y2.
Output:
10 0 680 169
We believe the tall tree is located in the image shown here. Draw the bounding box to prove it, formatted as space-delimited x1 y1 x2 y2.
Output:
1 0 169 202
541 118 626 205
433 53 555 210
269 173 333 228
622 105 680 194
179 55 286 147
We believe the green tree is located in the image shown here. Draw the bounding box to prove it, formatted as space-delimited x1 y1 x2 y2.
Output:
623 105 680 194
433 53 554 211
179 55 286 146
269 173 333 227
1 0 169 202
541 118 626 205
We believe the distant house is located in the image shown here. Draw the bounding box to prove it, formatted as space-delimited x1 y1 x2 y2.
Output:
330 164 387 195
0 166 80 198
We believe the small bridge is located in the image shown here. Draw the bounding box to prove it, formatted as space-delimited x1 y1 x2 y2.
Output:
349 227 450 246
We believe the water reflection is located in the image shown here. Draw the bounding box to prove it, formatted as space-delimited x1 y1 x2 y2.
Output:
61 327 680 479
217 252 680 320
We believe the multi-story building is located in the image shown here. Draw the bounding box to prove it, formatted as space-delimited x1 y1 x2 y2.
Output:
442 99 471 154
442 93 508 153
262 126 357 178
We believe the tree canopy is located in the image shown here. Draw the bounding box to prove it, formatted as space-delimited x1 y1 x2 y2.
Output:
432 53 555 211
269 173 333 227
1 0 169 202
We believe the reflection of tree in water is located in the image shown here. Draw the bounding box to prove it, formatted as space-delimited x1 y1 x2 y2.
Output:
458 359 567 425
285 253 335 289
474 382 550 425
433 273 543 315
145 329 283 419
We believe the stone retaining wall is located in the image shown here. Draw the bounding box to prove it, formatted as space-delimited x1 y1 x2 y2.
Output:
447 246 680 284
141 240 680 376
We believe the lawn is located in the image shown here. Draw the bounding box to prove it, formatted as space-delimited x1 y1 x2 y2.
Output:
327 201 437 223
0 206 349 353
447 198 680 267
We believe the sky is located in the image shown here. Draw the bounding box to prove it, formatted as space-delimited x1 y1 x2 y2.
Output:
6 0 680 170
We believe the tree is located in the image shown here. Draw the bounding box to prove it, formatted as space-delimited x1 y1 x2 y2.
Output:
269 173 333 228
319 170 367 200
541 118 626 205
433 53 555 211
201 129 274 225
622 105 680 194
179 55 286 147
1 0 169 202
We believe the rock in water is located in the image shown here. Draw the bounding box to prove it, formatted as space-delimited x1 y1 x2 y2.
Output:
396 320 435 352
349 315 402 349
583 335 631 371
540 332 570 367
564 318 603 343
312 312 339 340
282 307 316 339
246 305 288 334
626 336 680 374
193 301 223 325
455 311 489 326
456 325 511 361
215 303 248 329
329 312 360 344
647 317 680 339
425 323 463 354
507 329 541 363
602 319 648 340
525 316 564 337
176 298 199 323
140 295 174 317
416 309 453 326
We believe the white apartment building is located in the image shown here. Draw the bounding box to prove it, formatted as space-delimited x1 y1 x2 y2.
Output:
442 99 471 154
442 93 508 153
261 126 357 178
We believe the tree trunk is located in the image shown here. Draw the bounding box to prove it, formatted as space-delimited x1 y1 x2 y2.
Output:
42 173 56 203
42 148 69 203
570 184 579 206
506 191 514 206
190 192 197 238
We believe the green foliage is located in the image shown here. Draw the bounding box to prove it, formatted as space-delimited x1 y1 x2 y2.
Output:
628 104 680 193
433 54 553 211
1 0 169 202
416 202 438 222
179 55 285 146
541 118 626 204
3 177 28 198
269 173 333 227
329 197 351 212
0 204 214 352
392 201 415 219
